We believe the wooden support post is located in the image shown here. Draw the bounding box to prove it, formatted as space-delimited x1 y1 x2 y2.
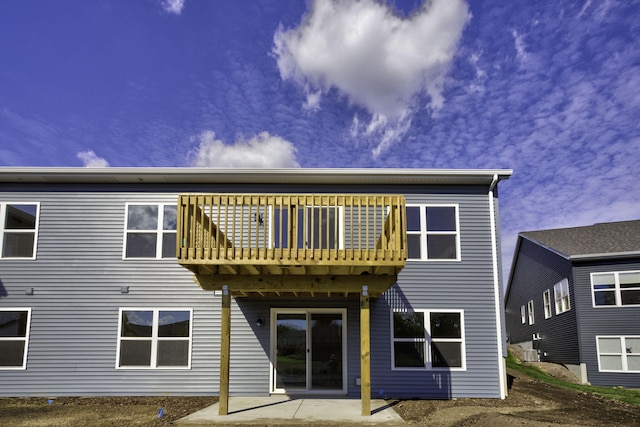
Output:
219 285 231 415
360 286 371 416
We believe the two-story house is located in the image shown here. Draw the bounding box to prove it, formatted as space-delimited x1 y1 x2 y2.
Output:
505 220 640 387
0 167 511 415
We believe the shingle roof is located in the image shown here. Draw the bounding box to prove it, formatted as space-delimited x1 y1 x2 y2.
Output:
521 220 640 258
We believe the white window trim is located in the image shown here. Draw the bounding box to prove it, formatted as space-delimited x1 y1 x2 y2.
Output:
0 202 40 260
390 309 466 371
406 204 461 262
527 300 535 325
543 289 552 319
596 335 640 373
554 278 571 314
520 305 526 324
591 270 640 308
116 308 193 370
0 308 32 370
123 203 177 260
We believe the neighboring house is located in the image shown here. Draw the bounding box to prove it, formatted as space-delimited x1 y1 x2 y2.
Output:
0 167 511 414
505 220 640 387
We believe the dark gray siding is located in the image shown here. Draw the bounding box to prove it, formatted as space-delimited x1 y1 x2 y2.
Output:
1 182 504 398
573 259 640 387
505 238 579 364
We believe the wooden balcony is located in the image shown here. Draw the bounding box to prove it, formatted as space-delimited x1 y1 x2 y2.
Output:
177 194 406 297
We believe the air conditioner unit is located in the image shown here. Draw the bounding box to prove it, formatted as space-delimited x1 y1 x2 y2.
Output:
524 349 539 362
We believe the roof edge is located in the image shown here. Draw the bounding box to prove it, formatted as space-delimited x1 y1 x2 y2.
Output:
518 234 571 260
570 251 640 261
0 167 513 185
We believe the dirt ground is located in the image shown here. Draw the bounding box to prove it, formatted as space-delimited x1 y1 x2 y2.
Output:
1 369 639 426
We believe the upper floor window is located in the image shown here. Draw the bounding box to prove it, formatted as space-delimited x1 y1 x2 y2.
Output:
592 271 640 307
116 308 192 369
554 279 571 314
0 308 31 369
527 300 535 325
391 310 465 370
520 305 526 324
597 336 640 372
543 289 552 319
272 206 343 249
0 203 39 259
406 205 459 261
124 204 176 259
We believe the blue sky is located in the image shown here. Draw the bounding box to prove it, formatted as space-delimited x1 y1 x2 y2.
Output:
1 0 639 281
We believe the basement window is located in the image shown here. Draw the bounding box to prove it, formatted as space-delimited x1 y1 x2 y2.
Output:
391 310 465 370
117 308 192 369
0 309 31 369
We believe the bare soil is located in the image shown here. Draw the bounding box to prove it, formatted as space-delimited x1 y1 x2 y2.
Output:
1 370 639 426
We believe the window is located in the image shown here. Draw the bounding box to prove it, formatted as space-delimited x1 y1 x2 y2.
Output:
117 308 192 369
592 271 640 307
597 336 640 372
124 204 177 258
520 305 526 324
543 290 552 319
392 310 465 370
0 309 31 369
273 206 343 249
527 300 535 325
406 205 459 261
554 279 571 314
0 203 39 259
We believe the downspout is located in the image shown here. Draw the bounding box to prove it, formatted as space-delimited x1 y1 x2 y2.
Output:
488 174 507 399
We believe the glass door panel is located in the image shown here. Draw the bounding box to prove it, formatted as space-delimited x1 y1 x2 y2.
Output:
310 313 343 390
275 314 307 389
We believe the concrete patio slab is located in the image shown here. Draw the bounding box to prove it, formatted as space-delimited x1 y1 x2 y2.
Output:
176 397 404 424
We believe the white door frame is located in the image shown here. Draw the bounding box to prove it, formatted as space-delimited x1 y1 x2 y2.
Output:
269 308 348 395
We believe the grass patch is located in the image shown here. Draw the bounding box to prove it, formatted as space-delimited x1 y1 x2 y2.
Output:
507 351 640 406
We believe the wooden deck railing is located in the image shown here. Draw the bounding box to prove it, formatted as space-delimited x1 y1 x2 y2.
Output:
177 194 406 275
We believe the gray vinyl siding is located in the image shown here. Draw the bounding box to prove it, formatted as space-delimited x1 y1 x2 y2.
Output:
573 259 640 387
371 191 503 399
0 192 218 396
505 238 579 364
1 182 504 398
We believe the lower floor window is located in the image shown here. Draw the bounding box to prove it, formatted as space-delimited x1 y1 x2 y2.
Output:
117 308 192 369
392 310 465 370
597 336 640 372
0 308 31 369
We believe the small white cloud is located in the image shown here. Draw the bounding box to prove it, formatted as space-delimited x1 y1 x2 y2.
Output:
511 29 528 63
273 0 470 155
303 90 322 111
77 150 110 168
188 131 300 168
161 0 185 15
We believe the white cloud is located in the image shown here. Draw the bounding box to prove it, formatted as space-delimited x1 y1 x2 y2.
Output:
188 131 300 168
77 150 110 167
161 0 185 15
273 0 470 155
303 89 322 111
511 29 528 63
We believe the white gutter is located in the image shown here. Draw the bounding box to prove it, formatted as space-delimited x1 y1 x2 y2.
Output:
488 173 506 399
